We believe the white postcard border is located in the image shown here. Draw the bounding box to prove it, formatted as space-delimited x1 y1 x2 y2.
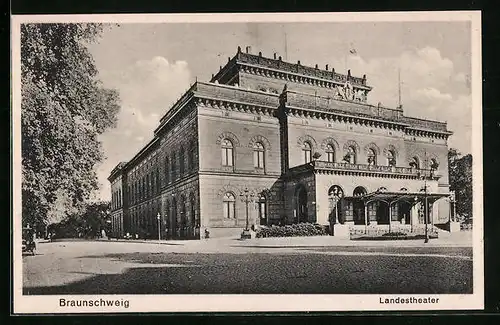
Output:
11 11 483 313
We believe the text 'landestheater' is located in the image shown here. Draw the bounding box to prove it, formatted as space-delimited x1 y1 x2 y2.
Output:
108 46 458 240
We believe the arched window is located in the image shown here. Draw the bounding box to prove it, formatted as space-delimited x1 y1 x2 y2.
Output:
353 186 367 197
430 158 439 171
326 144 335 163
156 169 160 192
253 142 265 168
164 157 170 183
258 195 267 225
387 150 396 166
171 152 176 180
188 141 195 172
367 148 377 166
223 192 236 219
190 193 197 228
179 147 185 175
303 141 312 163
346 146 357 164
409 156 420 169
146 174 150 197
221 139 234 166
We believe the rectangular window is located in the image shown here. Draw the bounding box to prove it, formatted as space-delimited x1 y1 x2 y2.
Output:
259 202 266 221
254 151 264 168
344 200 354 222
304 151 311 163
368 202 377 221
327 152 334 162
223 201 228 219
391 204 399 222
224 201 235 219
229 201 235 219
222 148 233 166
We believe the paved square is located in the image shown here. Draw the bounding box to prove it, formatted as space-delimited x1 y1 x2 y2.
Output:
23 236 473 295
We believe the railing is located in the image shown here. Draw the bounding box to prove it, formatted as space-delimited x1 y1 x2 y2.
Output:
311 160 437 178
237 52 367 86
401 116 448 132
195 82 280 108
349 224 440 237
285 91 405 124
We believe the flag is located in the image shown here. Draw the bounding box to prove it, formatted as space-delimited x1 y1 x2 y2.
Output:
349 48 357 54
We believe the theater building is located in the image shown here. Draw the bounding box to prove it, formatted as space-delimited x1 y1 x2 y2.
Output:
108 46 457 240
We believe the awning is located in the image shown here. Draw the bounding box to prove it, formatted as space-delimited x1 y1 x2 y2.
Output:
351 191 450 204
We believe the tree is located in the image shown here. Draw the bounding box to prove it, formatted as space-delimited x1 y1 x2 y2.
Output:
48 201 110 239
21 23 120 229
448 148 473 222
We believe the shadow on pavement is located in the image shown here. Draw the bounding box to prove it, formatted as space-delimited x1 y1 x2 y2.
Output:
24 251 473 295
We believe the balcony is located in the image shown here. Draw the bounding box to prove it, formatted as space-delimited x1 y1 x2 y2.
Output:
305 160 440 180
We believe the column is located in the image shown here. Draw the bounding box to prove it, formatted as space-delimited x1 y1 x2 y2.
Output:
410 202 419 226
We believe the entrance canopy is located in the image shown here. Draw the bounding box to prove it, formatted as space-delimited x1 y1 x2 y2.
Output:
354 191 449 204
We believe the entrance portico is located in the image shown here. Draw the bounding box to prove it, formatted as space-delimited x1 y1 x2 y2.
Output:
357 190 450 229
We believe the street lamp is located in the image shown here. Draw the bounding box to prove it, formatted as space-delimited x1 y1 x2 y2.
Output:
328 185 344 235
240 187 254 239
421 163 432 244
157 212 161 241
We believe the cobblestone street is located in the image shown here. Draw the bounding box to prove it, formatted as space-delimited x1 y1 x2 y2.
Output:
22 235 473 295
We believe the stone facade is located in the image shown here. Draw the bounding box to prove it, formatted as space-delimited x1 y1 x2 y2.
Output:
108 47 453 239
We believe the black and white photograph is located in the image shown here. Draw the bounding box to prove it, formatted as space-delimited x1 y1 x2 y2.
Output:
12 12 483 313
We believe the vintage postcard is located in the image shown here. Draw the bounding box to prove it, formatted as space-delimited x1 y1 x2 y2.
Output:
12 11 483 313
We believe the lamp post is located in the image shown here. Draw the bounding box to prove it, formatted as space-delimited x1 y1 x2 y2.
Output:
423 181 429 244
422 154 432 244
329 185 344 236
240 187 254 239
157 212 161 241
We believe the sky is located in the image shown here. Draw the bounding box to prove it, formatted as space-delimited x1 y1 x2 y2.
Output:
86 21 473 201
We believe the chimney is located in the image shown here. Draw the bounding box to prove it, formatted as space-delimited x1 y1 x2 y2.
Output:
237 46 241 53
332 68 335 73
246 46 252 54
259 51 262 57
297 60 301 65
315 64 318 69
348 69 351 77
274 53 277 59
363 74 366 80
219 66 222 70
278 56 282 61
228 57 231 62
326 64 329 70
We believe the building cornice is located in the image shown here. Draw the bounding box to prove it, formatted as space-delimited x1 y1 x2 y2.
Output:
405 127 453 139
286 161 441 181
238 62 373 91
285 105 409 132
195 96 276 116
